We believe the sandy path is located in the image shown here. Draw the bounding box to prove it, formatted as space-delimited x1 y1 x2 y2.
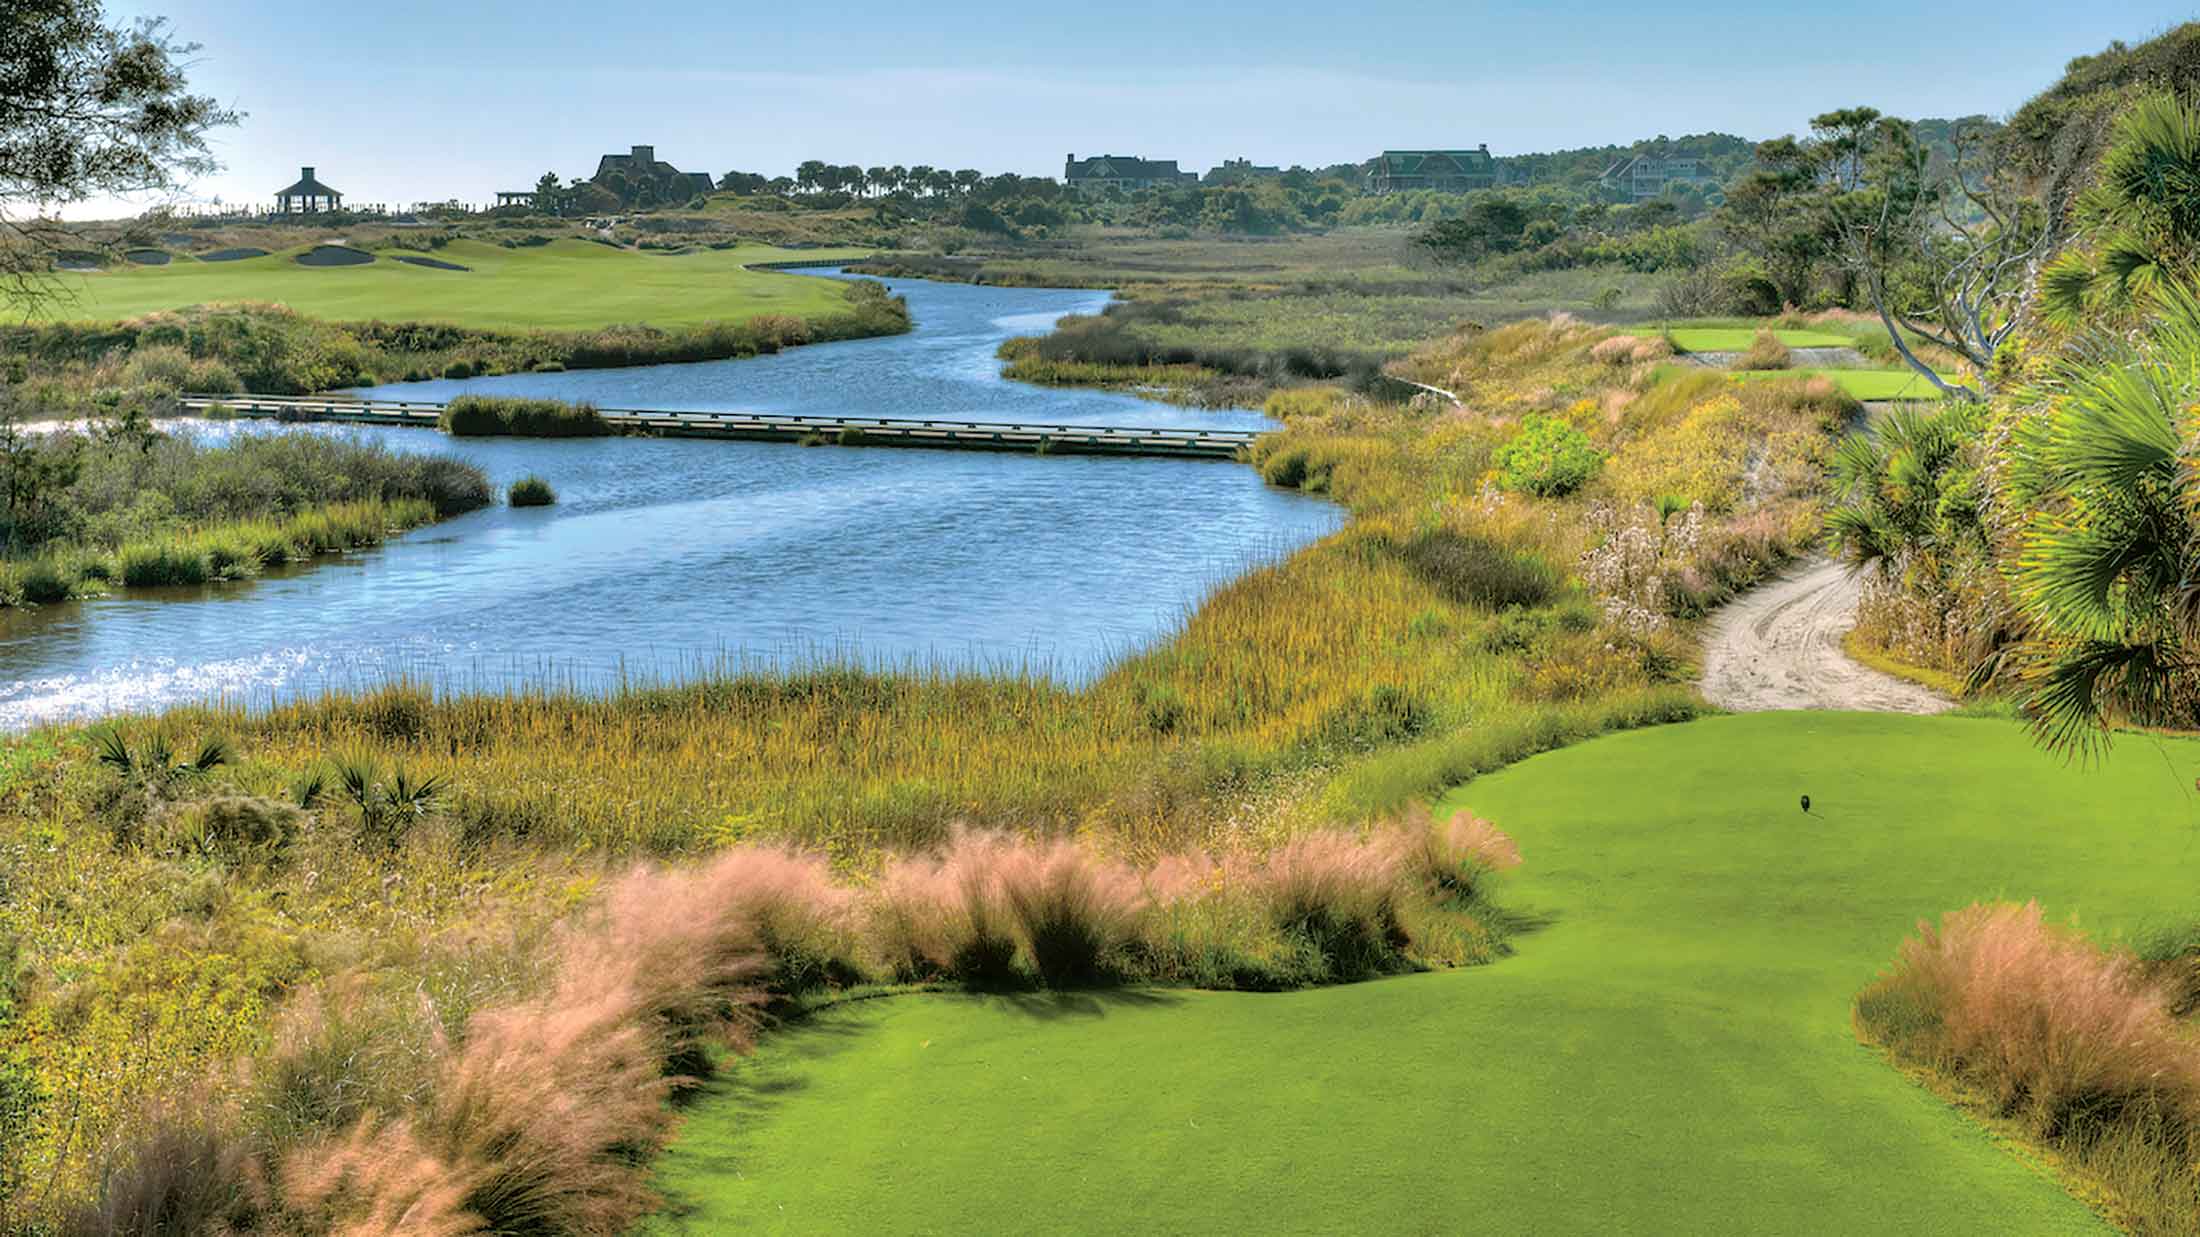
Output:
1699 557 1952 713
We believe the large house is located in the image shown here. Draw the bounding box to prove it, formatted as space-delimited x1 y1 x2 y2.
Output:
1364 148 1497 194
1204 157 1281 184
1600 154 1714 201
590 145 714 197
1063 154 1198 196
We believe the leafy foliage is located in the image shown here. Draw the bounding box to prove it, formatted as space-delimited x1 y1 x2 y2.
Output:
1494 414 1603 497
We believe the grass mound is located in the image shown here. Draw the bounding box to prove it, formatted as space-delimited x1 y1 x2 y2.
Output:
440 395 611 437
507 475 557 507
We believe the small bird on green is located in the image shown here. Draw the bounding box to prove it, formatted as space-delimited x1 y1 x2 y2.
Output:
1800 794 1811 813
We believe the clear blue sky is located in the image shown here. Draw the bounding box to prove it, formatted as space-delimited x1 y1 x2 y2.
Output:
87 0 2199 214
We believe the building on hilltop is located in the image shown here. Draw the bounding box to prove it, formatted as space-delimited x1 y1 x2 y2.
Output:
274 167 343 214
590 145 715 198
1203 157 1282 184
1363 148 1497 194
1063 154 1199 196
1600 154 1715 200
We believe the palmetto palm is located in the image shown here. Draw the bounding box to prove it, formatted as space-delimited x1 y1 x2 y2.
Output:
2002 282 2200 753
2041 93 2200 326
1824 402 1983 577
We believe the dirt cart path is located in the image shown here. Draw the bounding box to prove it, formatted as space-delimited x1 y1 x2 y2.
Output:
1700 557 1952 713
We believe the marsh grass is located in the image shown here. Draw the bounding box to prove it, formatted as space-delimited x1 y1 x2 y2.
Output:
440 396 610 438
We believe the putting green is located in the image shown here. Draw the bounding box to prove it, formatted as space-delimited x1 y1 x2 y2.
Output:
1666 328 1858 351
642 713 2200 1233
43 239 872 332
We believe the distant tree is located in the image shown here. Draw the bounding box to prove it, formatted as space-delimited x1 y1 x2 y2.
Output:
1 0 236 310
717 170 767 194
1718 137 1837 307
907 164 937 196
766 176 794 196
795 160 827 193
865 166 890 197
532 171 564 214
953 169 982 196
1811 106 1883 191
886 164 908 195
1834 114 2051 397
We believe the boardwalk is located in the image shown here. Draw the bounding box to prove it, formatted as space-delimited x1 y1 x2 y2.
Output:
178 394 1263 460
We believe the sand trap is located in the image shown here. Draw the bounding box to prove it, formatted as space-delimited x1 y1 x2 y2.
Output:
296 244 374 267
198 247 269 262
124 249 171 265
394 255 470 271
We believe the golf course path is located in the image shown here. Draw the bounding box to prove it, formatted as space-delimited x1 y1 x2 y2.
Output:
1700 556 1951 713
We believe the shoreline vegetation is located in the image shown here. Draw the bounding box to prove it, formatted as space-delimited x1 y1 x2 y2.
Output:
0 312 1851 1230
0 427 490 609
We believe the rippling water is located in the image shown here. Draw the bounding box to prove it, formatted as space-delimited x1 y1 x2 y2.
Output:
0 275 1340 727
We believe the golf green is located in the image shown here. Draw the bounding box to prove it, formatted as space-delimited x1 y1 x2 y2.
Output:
1665 327 1858 351
44 239 872 332
641 713 2200 1233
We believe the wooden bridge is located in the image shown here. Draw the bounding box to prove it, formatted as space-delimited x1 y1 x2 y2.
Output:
176 394 1264 460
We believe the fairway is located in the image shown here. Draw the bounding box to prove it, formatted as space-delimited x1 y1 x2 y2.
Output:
1747 367 1958 401
41 239 872 331
1665 327 1859 351
643 713 2200 1233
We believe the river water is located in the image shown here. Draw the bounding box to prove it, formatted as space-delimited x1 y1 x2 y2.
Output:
0 275 1340 727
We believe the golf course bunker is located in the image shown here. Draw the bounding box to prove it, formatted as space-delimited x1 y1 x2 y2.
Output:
394 255 470 271
123 249 171 265
199 247 269 262
296 244 375 267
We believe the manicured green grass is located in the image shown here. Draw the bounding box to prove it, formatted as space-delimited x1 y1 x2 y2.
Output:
1746 367 1958 401
1665 327 1859 351
45 239 871 332
1654 363 1959 402
643 713 2200 1233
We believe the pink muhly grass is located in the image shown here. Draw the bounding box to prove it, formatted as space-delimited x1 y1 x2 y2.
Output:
280 1118 478 1237
1400 807 1522 896
1253 830 1414 979
991 834 1146 987
1860 901 2200 1140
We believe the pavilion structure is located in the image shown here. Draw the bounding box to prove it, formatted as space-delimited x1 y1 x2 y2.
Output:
275 167 343 214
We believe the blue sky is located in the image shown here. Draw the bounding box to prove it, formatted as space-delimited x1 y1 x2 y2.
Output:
87 0 2199 215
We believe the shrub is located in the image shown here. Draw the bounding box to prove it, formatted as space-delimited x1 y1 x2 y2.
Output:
1736 328 1793 371
152 794 307 869
506 476 556 507
994 837 1143 986
439 396 611 438
1494 414 1603 497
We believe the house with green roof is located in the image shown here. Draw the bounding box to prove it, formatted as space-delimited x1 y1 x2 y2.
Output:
1364 148 1497 194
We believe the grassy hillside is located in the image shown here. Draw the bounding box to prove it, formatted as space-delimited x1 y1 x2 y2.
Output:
642 713 2200 1233
43 239 870 332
